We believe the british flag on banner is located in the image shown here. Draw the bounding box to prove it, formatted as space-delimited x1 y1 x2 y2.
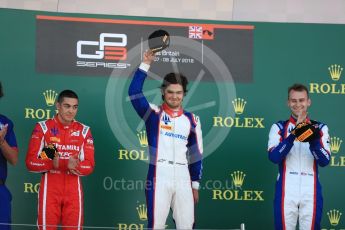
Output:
189 26 203 39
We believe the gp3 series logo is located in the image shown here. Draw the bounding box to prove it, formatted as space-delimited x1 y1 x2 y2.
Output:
76 33 130 69
77 33 127 60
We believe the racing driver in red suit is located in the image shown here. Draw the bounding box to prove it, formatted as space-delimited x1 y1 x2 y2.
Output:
26 90 95 230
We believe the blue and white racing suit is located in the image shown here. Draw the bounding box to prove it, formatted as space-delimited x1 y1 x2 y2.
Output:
129 63 203 229
268 116 331 230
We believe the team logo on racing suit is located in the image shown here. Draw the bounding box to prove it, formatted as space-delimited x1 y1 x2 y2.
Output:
86 138 94 145
213 97 265 128
50 137 60 142
25 89 58 120
330 135 345 167
161 114 172 130
212 170 264 202
50 127 59 136
309 64 345 94
162 114 171 125
70 130 80 137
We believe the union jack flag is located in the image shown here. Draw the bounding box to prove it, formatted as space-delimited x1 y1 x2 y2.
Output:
189 26 203 39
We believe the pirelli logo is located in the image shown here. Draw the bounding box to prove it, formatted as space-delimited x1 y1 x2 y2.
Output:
296 129 313 142
161 125 172 130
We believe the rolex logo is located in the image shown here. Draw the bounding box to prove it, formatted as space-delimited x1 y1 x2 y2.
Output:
328 64 343 81
231 171 246 188
330 136 342 154
327 209 342 226
136 204 147 221
137 131 148 147
43 89 58 106
232 98 247 115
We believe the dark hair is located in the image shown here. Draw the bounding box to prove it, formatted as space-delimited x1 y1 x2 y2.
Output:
288 83 309 99
161 73 188 100
0 81 3 98
57 89 79 103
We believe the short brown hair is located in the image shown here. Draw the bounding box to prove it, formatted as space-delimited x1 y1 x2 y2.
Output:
288 83 309 99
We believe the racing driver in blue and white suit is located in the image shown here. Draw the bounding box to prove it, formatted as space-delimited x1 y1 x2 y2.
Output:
128 50 203 229
268 83 331 230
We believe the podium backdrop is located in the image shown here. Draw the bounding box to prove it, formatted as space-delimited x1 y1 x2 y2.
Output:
1 8 344 230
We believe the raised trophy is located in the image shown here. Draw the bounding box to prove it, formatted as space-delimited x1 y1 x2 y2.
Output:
148 29 170 53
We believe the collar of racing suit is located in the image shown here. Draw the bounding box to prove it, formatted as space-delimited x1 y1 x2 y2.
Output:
162 103 184 118
289 115 310 125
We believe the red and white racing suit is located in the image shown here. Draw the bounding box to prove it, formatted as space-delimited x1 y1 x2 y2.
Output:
26 115 95 230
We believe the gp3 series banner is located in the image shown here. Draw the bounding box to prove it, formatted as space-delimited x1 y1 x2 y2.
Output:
36 15 253 83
